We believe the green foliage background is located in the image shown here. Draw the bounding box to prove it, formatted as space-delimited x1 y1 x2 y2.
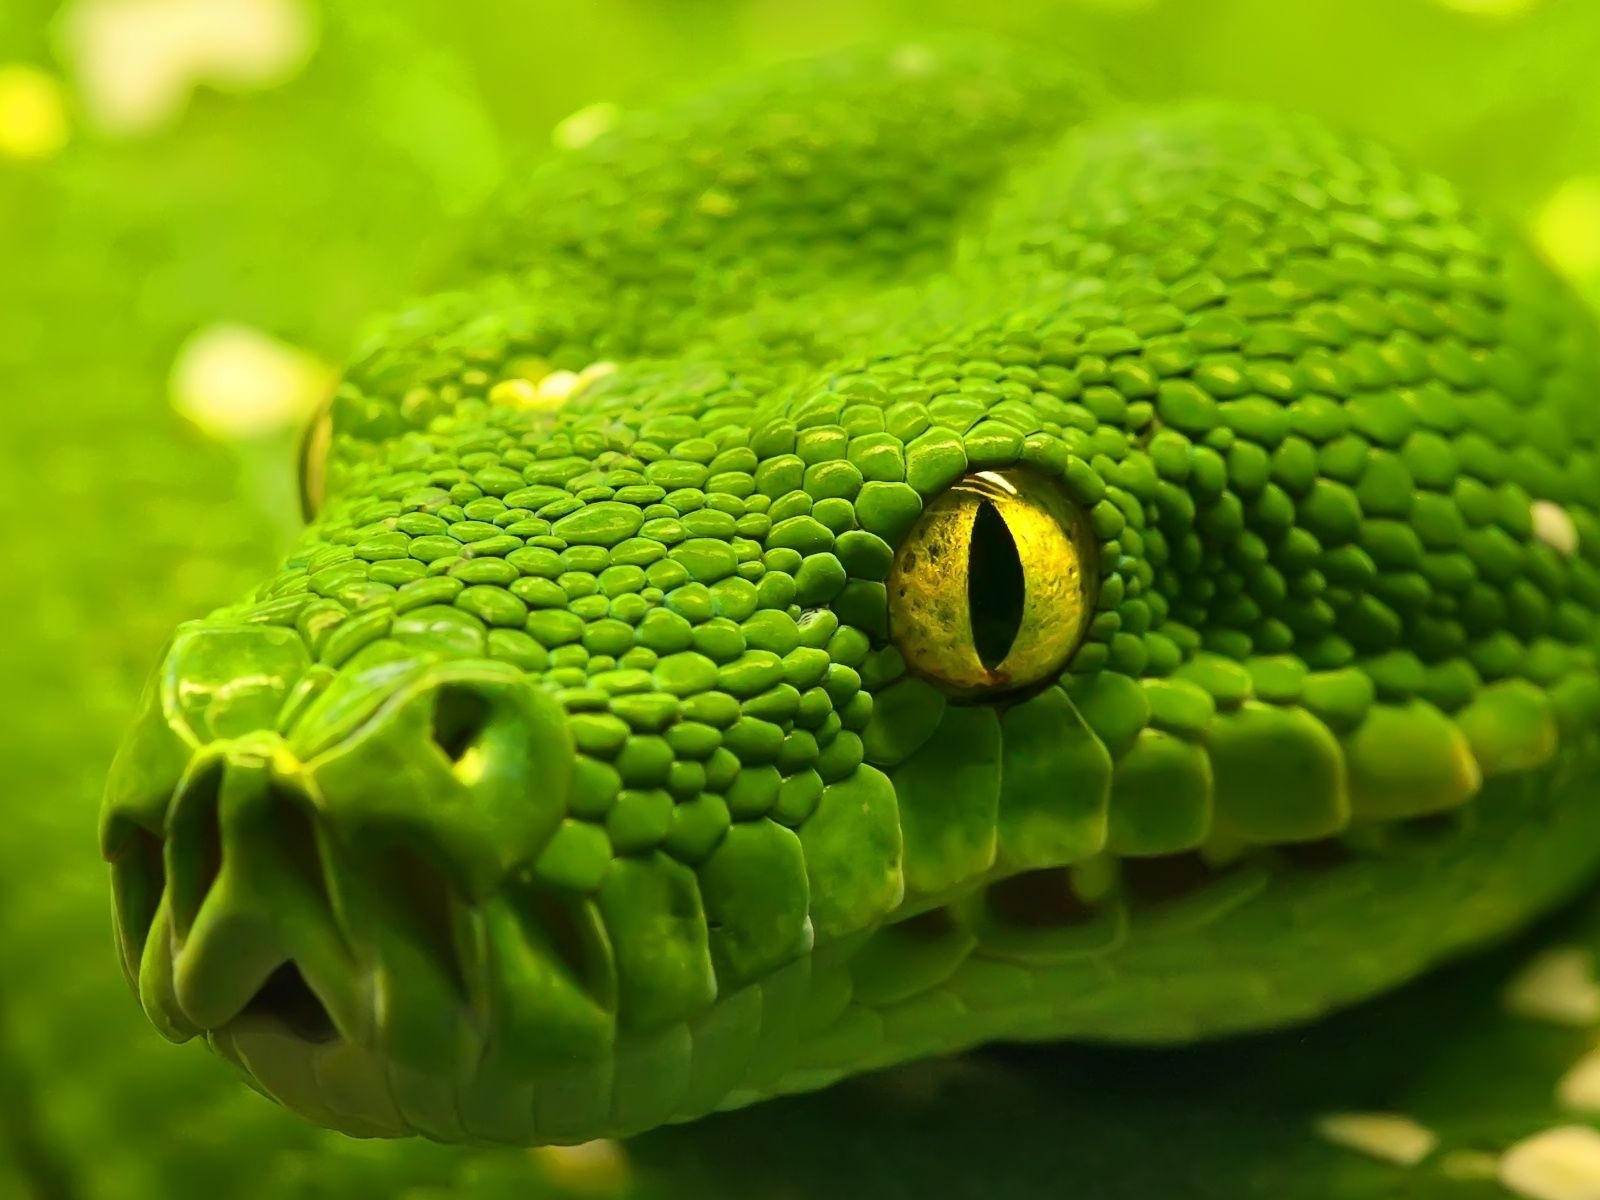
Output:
5 1 1600 1196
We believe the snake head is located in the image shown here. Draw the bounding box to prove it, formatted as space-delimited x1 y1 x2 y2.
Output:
101 617 586 1108
101 41 1600 1145
100 411 906 1141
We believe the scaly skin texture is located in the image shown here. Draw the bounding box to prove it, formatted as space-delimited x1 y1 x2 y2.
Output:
101 42 1600 1145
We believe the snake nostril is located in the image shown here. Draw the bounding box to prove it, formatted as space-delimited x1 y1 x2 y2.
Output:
430 684 494 765
243 961 338 1044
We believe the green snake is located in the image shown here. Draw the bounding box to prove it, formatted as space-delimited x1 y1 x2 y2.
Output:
98 39 1600 1146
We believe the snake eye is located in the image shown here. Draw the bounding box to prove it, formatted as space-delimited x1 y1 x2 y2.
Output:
887 469 1096 697
298 400 333 521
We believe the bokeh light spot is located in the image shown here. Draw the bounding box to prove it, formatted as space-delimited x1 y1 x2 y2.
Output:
58 0 317 135
531 1139 632 1196
1432 0 1539 17
1533 177 1600 284
0 64 70 160
552 101 621 151
169 323 332 442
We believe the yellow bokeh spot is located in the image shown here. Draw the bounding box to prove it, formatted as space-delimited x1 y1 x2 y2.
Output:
552 101 620 151
1533 178 1600 283
1432 0 1538 17
170 323 333 441
489 377 543 408
0 65 70 161
490 362 616 413
532 1140 631 1196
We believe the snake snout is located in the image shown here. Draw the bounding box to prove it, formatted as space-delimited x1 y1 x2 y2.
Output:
104 630 579 1078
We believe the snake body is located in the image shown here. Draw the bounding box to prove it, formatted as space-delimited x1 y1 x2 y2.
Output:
99 41 1600 1145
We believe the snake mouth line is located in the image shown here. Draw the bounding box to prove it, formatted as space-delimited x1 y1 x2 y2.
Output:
851 806 1476 998
108 751 1475 1036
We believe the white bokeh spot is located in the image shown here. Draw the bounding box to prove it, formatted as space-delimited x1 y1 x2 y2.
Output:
1505 945 1600 1026
58 0 316 135
1313 1112 1438 1167
1558 1046 1600 1113
1532 499 1580 559
1500 1126 1600 1200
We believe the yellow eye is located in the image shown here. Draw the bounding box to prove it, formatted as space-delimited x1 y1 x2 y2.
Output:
887 469 1096 696
298 400 333 521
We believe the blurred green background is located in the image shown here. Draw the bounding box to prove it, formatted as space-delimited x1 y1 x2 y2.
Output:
8 1 1600 1196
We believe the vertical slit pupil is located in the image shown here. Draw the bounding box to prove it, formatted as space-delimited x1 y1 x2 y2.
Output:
968 500 1026 670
